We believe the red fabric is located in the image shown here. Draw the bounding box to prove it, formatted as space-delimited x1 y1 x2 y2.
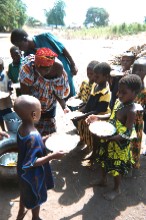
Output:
35 48 58 67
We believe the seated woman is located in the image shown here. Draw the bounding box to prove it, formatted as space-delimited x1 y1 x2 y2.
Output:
72 62 111 161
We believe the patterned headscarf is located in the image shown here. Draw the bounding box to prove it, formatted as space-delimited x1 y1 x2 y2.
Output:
35 48 58 67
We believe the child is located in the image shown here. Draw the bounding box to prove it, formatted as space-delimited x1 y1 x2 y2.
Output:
0 58 13 131
67 60 99 111
73 62 111 162
110 51 135 110
14 95 65 220
7 46 22 96
7 46 22 83
75 60 99 103
131 57 146 167
86 74 142 200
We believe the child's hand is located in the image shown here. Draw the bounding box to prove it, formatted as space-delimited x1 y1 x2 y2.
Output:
85 114 98 124
0 131 9 140
52 151 66 159
42 134 50 144
64 106 70 114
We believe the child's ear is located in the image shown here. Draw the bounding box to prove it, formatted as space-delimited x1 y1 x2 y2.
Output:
32 111 36 120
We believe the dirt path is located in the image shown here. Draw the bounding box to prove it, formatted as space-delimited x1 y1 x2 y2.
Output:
0 31 146 220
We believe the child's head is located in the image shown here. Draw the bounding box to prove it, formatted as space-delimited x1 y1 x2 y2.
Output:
93 62 111 85
14 95 41 123
0 58 4 73
11 29 29 51
87 60 99 83
132 57 146 81
118 74 142 104
121 51 135 72
10 46 21 64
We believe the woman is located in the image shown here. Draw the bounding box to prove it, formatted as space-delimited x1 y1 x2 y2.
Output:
10 28 78 98
19 47 70 136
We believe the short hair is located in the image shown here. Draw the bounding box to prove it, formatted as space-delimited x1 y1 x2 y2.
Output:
93 62 111 76
10 46 20 53
119 74 142 94
11 29 28 44
14 95 41 120
87 60 99 70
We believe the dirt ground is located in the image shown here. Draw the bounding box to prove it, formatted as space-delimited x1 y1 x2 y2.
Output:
0 31 146 220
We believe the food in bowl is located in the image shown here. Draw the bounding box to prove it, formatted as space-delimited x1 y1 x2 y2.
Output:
0 152 18 167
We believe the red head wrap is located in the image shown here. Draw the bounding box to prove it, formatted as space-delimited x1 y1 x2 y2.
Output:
35 48 58 67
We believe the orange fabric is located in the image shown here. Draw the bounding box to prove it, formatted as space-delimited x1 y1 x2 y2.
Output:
35 48 58 67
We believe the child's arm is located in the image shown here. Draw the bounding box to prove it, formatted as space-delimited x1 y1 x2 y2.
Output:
106 110 136 142
33 151 65 166
53 91 70 113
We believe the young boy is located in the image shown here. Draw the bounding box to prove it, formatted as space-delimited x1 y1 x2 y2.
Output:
7 46 22 83
0 58 13 131
14 95 65 220
7 46 22 96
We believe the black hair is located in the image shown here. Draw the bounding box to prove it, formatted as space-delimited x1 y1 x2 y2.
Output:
119 74 142 94
87 60 99 70
11 29 28 44
10 46 20 53
93 62 111 76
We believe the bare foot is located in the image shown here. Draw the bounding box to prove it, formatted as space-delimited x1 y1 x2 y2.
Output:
103 189 121 201
16 210 28 220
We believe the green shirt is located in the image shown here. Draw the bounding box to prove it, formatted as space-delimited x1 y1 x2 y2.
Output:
7 59 22 83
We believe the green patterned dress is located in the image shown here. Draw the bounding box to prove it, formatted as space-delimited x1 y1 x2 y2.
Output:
97 100 136 176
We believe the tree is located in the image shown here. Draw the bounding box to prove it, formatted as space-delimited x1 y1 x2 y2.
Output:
0 0 27 32
26 17 42 27
45 0 66 28
84 7 109 27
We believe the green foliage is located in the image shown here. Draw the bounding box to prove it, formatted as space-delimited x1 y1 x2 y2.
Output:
0 0 27 32
84 7 109 27
60 23 146 39
26 17 42 27
45 0 66 28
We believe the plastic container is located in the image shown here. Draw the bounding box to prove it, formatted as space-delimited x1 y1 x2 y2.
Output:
3 112 21 133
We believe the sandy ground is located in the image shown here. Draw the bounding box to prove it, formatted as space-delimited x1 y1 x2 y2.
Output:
0 31 146 220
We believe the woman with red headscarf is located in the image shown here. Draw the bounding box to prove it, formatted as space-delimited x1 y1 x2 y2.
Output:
20 48 70 136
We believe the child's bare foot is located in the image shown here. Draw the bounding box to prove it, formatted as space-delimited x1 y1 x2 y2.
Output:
103 189 121 201
16 210 28 220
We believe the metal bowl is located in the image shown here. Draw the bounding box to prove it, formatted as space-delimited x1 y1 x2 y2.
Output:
0 152 18 179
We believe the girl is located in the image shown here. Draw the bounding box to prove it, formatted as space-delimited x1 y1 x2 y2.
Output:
86 74 142 200
72 62 111 163
14 95 65 220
